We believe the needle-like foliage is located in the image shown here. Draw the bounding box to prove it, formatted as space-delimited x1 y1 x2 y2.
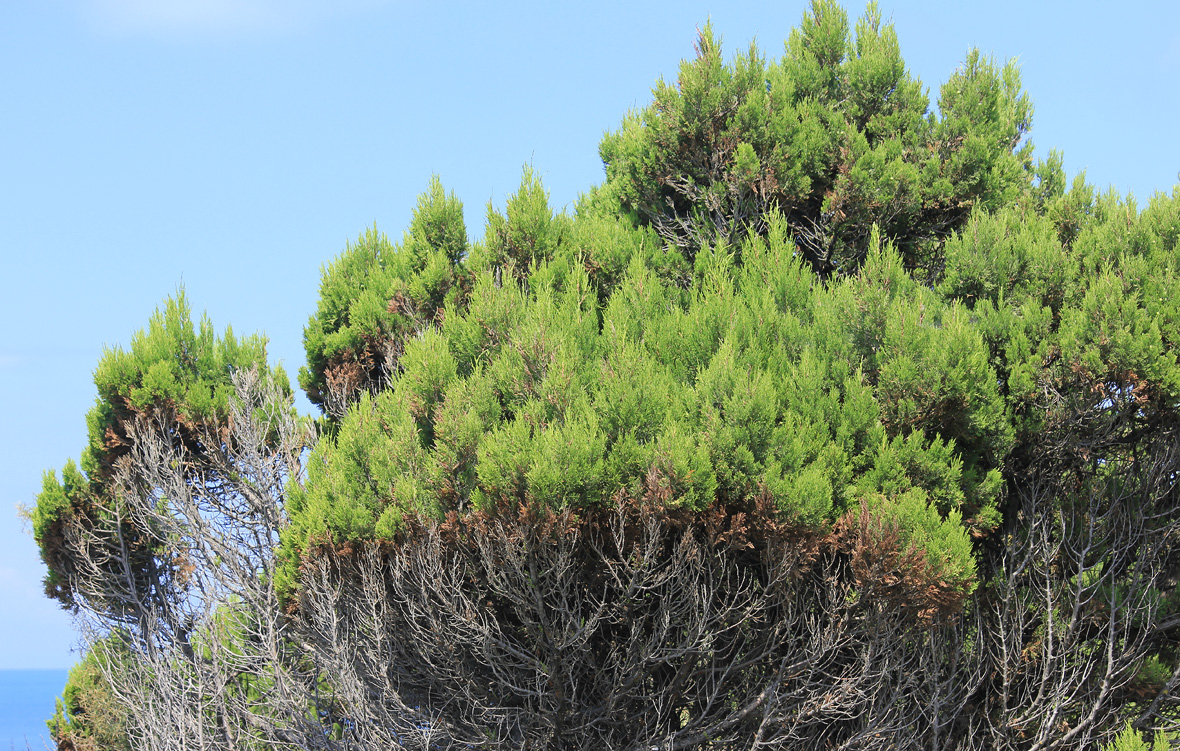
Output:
33 3 1180 749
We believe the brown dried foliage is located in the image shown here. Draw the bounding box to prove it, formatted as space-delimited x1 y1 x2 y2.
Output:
290 491 990 749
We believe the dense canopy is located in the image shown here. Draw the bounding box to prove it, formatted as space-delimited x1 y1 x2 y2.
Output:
34 3 1180 749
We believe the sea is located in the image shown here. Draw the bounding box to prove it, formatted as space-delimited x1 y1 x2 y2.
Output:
0 670 66 751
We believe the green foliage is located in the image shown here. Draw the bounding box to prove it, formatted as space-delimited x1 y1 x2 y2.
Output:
285 10 1180 620
34 4 1180 744
299 175 469 412
1102 723 1172 751
472 165 573 279
32 291 287 608
938 186 1180 446
48 643 132 751
85 290 276 483
869 487 975 584
282 194 1025 600
597 1 1033 275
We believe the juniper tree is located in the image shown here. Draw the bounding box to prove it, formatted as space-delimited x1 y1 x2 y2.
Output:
35 2 1180 749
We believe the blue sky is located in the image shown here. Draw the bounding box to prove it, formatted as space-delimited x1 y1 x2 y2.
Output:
1 0 1178 669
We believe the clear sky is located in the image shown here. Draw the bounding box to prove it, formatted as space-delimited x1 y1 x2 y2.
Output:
1 0 1178 670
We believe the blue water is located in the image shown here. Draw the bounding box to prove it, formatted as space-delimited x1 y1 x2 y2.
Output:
0 670 66 751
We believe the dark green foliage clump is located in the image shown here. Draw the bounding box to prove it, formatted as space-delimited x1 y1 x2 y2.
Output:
596 0 1033 275
299 176 470 415
939 183 1180 446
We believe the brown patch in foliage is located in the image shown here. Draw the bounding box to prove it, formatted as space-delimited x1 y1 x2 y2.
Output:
297 489 970 625
324 359 364 402
836 503 974 624
386 290 412 318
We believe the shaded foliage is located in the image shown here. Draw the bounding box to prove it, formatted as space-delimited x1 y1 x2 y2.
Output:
595 0 1033 276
